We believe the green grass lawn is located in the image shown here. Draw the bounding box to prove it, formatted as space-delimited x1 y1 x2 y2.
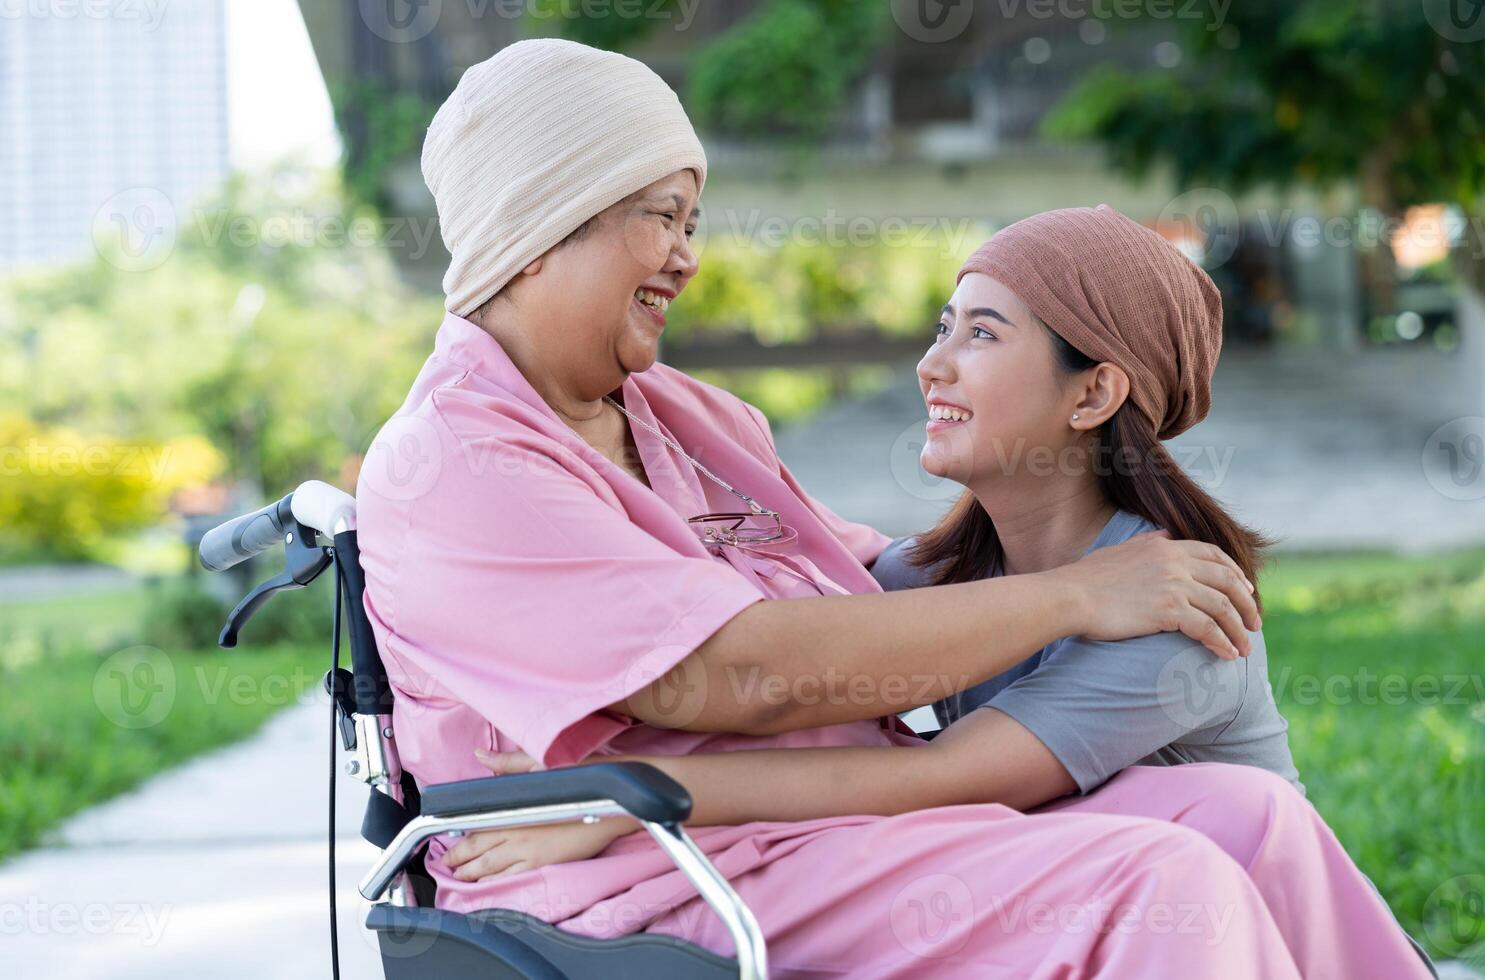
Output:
0 585 149 670
1 552 1481 963
0 576 328 862
1259 549 1485 965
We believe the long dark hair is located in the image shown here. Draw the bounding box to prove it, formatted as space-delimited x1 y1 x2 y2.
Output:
908 326 1270 610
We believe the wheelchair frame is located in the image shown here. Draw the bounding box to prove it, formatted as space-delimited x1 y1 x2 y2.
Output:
201 480 768 979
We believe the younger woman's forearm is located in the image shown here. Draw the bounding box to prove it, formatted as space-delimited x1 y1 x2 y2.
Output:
695 571 1082 735
614 745 969 825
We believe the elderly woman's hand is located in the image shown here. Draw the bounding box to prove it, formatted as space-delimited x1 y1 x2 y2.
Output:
442 749 639 880
1054 530 1260 659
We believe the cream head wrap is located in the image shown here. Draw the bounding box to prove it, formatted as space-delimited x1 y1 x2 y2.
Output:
422 38 708 316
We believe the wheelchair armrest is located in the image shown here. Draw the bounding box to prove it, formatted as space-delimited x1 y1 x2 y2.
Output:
361 763 768 977
420 762 692 825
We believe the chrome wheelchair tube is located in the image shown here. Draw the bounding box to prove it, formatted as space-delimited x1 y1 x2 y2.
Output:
359 801 631 901
360 802 769 980
643 821 768 980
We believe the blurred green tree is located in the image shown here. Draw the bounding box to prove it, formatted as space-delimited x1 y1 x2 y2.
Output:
0 165 439 542
0 415 221 560
688 0 890 139
540 0 890 139
533 0 685 49
1045 0 1485 294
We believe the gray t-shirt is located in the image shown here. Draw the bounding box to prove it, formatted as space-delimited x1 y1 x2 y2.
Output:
871 510 1303 796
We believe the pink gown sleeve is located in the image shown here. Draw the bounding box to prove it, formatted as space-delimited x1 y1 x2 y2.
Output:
382 391 766 769
743 403 892 568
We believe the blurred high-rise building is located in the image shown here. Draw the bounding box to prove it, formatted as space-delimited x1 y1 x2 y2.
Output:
0 0 230 269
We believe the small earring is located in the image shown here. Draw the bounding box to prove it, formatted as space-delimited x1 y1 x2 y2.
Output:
1071 413 1081 421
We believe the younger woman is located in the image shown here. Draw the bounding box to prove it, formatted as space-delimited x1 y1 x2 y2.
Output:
454 207 1433 978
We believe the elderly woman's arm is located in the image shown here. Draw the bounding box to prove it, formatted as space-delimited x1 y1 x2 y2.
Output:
614 530 1258 737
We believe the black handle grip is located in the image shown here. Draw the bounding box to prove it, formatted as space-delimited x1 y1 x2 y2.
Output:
420 762 694 825
199 494 293 571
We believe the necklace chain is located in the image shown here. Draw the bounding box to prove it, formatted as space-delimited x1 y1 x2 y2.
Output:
603 395 769 516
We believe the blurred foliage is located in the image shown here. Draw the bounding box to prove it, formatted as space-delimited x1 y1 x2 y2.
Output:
536 0 889 139
688 0 890 139
0 166 440 559
1046 1 1485 206
139 576 229 652
664 231 973 343
141 572 332 651
691 365 894 427
0 416 221 560
656 230 966 423
1045 0 1485 288
328 79 436 211
534 0 685 49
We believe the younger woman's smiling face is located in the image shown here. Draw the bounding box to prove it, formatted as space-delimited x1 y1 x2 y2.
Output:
916 272 1087 487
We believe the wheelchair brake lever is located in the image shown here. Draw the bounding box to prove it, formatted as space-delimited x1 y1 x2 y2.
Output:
217 518 333 648
325 668 359 751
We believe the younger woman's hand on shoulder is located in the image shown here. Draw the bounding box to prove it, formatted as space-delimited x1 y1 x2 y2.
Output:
1054 530 1259 659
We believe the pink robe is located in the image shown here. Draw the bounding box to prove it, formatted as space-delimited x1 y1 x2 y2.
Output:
355 312 1430 979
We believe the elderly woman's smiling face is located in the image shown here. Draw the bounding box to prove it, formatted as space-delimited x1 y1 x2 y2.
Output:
508 169 701 389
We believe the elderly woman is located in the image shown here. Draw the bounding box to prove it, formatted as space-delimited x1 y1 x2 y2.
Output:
358 40 1296 978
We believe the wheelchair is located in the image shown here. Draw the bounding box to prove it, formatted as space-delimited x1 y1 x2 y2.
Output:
200 480 767 979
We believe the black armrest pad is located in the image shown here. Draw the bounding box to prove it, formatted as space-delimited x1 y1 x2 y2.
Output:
419 762 692 825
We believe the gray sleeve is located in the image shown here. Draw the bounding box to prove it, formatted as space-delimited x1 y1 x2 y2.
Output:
869 536 931 592
984 631 1249 794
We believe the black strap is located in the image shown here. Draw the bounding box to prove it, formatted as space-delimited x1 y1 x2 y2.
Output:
332 531 395 715
362 780 418 848
328 555 343 980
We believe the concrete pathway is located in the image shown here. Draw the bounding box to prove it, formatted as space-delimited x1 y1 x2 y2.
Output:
0 563 138 601
0 695 384 979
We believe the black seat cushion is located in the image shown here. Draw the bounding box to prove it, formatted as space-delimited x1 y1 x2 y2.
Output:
367 904 739 980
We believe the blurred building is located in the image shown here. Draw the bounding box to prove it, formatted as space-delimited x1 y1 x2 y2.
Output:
0 0 231 269
295 2 1469 361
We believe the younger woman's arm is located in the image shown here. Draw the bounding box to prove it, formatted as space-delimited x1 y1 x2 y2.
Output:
615 709 1074 823
444 711 1074 880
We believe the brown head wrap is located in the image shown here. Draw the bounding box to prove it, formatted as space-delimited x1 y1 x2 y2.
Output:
957 205 1223 440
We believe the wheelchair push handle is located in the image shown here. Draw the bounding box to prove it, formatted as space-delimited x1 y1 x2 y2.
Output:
199 481 358 572
199 494 294 571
